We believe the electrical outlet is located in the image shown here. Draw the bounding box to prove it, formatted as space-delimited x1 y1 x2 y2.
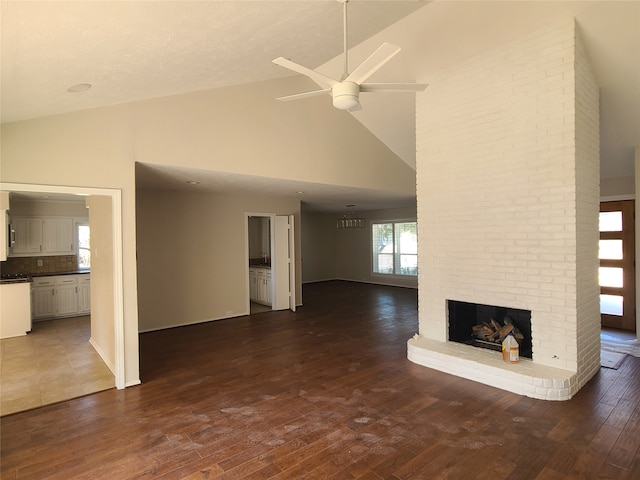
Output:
37 259 43 267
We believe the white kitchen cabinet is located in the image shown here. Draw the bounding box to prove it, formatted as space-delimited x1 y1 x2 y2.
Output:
9 216 75 257
1 211 8 261
249 268 259 301
249 267 271 306
0 192 8 261
259 271 271 305
43 217 74 254
11 216 44 254
31 274 90 320
77 276 91 314
31 277 56 319
55 276 79 316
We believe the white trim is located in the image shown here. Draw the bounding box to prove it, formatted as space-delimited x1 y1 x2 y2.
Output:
89 337 116 374
601 194 635 202
1 182 127 390
138 312 247 333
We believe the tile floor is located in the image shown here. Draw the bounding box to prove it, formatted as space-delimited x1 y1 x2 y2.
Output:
250 301 272 315
0 315 115 416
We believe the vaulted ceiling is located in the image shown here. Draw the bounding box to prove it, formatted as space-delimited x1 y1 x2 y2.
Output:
2 1 639 208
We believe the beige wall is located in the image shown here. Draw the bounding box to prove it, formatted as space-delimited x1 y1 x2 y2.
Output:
136 189 301 332
1 74 417 385
301 206 418 288
9 199 89 218
301 211 338 283
132 76 416 193
1 105 140 386
87 195 115 371
601 176 635 199
336 207 418 288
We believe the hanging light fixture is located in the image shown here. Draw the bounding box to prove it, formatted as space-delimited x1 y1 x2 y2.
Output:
337 204 365 229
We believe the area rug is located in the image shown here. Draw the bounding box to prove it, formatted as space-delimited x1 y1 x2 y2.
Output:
601 332 640 357
600 350 627 369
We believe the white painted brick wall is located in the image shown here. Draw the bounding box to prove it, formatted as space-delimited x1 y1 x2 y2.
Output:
574 21 601 389
414 20 600 399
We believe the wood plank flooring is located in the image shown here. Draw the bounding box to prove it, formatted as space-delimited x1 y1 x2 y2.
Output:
1 280 639 479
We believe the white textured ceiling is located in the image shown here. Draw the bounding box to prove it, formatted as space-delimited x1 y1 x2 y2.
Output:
1 0 424 123
2 1 639 212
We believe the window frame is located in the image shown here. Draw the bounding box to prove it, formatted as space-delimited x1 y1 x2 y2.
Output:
75 220 90 270
371 219 418 277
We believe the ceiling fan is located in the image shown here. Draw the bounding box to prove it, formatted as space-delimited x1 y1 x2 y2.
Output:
272 0 427 112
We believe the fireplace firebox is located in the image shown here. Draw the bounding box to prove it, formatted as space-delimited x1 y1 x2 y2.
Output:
448 300 532 359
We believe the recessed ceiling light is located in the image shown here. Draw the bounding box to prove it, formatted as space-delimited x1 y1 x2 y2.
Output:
186 180 200 185
296 191 305 194
67 83 92 93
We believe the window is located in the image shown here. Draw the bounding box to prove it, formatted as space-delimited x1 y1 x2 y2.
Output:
372 221 417 276
77 223 90 269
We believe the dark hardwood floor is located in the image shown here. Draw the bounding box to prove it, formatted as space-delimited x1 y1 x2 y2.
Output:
1 281 639 479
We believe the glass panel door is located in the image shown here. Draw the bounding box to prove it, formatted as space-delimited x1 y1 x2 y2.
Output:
599 200 635 331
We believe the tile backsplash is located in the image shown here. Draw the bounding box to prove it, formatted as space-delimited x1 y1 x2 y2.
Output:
1 255 78 276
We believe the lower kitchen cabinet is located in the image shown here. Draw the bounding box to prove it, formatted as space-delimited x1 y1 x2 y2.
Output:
31 280 56 319
31 274 90 320
55 276 79 316
77 276 91 314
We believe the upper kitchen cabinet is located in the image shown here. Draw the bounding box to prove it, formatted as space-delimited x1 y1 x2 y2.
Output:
9 216 75 256
1 191 10 261
5 194 88 258
10 216 44 254
43 217 74 254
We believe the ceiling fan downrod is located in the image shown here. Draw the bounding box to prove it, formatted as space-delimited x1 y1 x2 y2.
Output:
342 0 349 80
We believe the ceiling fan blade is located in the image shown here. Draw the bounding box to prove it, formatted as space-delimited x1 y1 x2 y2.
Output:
276 88 331 102
273 57 337 89
360 83 429 92
344 43 401 85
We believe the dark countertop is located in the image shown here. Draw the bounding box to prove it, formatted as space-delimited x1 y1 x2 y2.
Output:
0 270 90 284
0 277 32 285
31 270 90 277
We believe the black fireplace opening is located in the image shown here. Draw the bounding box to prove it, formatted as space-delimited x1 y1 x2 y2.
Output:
448 300 532 359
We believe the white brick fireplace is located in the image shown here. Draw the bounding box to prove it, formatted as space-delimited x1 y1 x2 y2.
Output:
408 20 601 400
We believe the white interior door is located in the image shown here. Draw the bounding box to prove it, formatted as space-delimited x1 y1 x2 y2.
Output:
273 215 295 311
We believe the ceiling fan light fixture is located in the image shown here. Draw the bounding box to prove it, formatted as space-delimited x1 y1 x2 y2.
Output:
332 82 360 110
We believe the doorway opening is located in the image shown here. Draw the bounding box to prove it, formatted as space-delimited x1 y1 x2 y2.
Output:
245 213 296 315
1 182 126 389
247 214 273 314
